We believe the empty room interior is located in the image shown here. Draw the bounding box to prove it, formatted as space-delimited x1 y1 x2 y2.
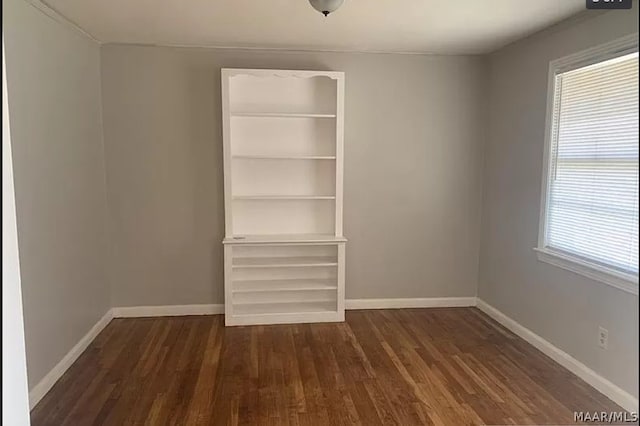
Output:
2 0 639 424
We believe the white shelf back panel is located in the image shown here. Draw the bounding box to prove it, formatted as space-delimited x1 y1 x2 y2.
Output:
231 117 335 157
233 199 335 235
233 301 337 316
232 159 335 197
233 266 337 282
234 244 336 258
230 75 337 115
233 289 337 304
233 279 337 292
233 256 336 268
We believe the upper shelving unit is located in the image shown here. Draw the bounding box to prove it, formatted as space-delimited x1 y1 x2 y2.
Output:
222 68 345 239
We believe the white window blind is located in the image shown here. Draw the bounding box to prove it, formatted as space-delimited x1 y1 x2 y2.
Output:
544 51 639 276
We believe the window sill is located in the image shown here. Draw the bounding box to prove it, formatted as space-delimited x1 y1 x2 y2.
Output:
534 247 638 296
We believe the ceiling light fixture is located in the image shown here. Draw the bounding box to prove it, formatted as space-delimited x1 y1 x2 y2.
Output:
308 0 344 17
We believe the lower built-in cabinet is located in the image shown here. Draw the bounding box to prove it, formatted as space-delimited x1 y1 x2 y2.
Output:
223 238 346 326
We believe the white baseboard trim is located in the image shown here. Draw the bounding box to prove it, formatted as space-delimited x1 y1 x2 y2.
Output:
476 298 638 413
112 304 224 318
111 298 478 318
346 297 477 310
28 309 114 408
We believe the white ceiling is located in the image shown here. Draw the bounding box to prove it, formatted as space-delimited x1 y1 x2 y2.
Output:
42 0 586 54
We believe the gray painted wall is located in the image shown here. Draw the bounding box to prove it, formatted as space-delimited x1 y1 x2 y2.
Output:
479 9 639 398
100 46 487 306
3 0 110 388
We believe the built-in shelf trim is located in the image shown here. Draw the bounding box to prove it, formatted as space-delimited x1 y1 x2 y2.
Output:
232 256 338 268
224 234 347 245
232 195 336 200
233 279 337 293
231 112 336 118
232 155 337 160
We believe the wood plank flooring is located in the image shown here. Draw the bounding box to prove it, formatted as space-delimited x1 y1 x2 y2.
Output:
31 308 626 425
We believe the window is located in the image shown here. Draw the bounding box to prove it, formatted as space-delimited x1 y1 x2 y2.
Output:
537 36 639 294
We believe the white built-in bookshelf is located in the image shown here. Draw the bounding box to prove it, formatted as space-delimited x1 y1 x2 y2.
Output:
221 68 346 326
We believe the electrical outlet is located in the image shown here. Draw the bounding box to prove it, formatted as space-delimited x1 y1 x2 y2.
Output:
598 327 608 350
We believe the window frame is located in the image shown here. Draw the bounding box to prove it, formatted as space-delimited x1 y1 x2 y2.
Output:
536 33 639 295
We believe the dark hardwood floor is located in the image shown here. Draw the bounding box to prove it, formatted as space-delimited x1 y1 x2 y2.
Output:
31 308 625 425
